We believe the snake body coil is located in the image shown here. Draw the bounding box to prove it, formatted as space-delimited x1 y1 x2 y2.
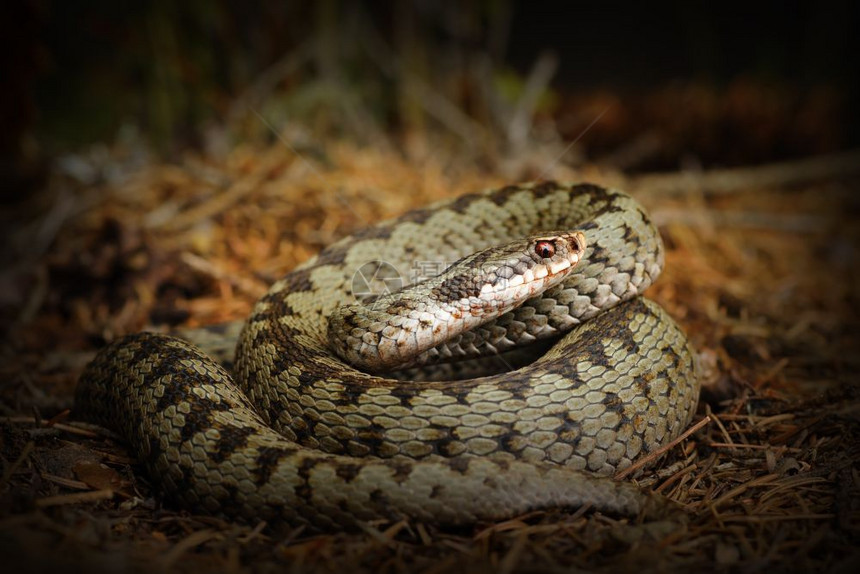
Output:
76 182 699 531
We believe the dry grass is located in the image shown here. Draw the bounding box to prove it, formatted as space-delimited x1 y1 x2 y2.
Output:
1 140 859 573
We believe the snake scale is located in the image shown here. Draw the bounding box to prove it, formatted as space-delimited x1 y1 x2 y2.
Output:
75 182 699 531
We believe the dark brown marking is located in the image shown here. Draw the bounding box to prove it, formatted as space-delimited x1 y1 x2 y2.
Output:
316 244 349 266
488 185 524 206
165 463 198 505
571 183 612 201
446 457 471 474
531 181 562 197
334 463 362 482
602 392 624 413
253 446 294 486
398 207 435 225
351 224 393 241
250 291 295 324
449 194 481 213
295 457 318 500
622 224 640 244
284 268 314 293
390 461 414 483
211 425 256 463
587 243 610 265
176 393 233 443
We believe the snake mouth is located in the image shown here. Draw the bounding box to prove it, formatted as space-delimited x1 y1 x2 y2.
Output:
525 254 576 284
527 254 577 282
548 256 576 275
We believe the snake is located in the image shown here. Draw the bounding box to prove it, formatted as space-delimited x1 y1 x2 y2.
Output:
75 182 699 532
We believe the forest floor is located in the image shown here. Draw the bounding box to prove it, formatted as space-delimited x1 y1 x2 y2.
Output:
1 136 859 572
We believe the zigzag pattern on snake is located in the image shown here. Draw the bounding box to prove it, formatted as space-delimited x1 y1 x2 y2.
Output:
75 182 700 531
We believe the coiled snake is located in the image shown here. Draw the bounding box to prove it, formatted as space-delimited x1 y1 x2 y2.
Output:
75 182 699 531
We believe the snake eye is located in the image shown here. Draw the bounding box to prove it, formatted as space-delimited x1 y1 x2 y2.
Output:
535 240 555 258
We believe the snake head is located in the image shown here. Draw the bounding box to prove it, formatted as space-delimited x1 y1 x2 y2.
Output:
328 230 587 372
475 230 587 301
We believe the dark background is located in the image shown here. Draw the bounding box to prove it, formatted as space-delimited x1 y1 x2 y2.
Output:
3 1 857 178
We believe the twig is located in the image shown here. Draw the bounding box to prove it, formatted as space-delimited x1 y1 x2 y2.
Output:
414 522 432 546
358 8 489 151
35 489 115 508
707 443 801 452
653 462 698 495
536 106 609 181
160 154 284 232
160 529 219 570
237 520 269 544
0 416 104 439
751 413 796 428
0 441 34 488
719 513 835 523
358 521 398 548
506 51 558 151
402 81 489 152
614 415 711 480
709 474 779 510
650 208 829 233
758 476 828 503
17 264 48 325
180 252 268 298
633 148 860 196
474 515 535 540
708 409 736 449
40 473 91 490
381 519 410 541
226 40 315 127
497 531 528 574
